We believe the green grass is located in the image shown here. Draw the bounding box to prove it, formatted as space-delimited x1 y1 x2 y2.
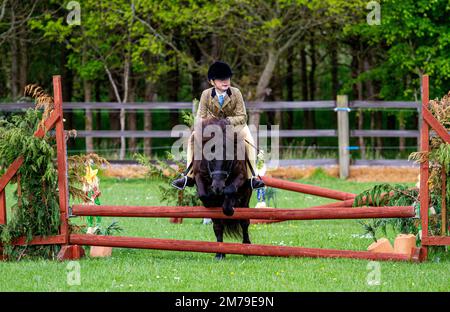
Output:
0 175 449 292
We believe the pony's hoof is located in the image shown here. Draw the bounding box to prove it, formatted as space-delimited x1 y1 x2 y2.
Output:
215 253 226 260
223 207 234 216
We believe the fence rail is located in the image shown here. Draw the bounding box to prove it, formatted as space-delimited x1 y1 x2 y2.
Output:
106 159 418 167
0 100 418 111
350 101 419 108
68 129 421 138
1 99 424 175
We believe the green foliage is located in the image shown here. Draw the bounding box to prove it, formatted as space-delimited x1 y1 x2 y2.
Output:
346 0 450 98
430 143 450 166
0 109 60 260
181 109 196 128
354 183 417 207
93 221 123 236
354 183 420 242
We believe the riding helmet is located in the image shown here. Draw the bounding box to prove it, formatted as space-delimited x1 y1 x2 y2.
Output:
207 61 233 81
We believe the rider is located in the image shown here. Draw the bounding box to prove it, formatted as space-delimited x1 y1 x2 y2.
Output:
171 61 265 190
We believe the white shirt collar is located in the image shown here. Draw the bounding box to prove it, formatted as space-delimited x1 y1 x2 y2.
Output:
215 88 227 97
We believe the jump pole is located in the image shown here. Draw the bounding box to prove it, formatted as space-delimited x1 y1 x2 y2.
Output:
71 205 415 220
261 176 356 200
69 234 419 262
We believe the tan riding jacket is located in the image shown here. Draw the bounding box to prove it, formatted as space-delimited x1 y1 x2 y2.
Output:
196 86 247 126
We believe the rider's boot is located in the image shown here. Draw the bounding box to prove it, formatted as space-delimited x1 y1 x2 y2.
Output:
247 176 265 190
171 175 195 190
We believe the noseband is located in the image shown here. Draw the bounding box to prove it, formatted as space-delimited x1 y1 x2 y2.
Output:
207 159 234 179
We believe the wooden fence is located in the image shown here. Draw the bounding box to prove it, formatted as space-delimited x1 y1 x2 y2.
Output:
0 99 425 177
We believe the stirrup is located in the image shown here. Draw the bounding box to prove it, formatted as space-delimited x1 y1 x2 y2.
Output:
171 175 188 190
250 176 265 190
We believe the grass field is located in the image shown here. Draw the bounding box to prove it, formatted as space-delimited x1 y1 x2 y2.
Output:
0 173 449 292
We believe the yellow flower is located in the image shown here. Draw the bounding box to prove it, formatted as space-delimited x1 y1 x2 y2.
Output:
85 165 98 184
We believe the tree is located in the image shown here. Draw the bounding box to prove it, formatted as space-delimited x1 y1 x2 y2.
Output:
220 0 366 126
346 0 450 99
32 0 174 159
0 0 42 100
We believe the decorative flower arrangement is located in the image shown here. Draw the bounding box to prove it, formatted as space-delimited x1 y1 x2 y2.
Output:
82 160 102 232
81 160 123 257
357 91 450 256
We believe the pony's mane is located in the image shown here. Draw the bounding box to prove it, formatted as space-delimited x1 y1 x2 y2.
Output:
201 117 230 129
193 117 230 142
192 117 247 177
193 117 244 143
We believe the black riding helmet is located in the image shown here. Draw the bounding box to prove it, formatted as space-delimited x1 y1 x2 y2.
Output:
207 61 233 81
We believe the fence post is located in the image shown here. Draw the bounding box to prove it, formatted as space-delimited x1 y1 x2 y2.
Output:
336 95 349 179
0 190 6 225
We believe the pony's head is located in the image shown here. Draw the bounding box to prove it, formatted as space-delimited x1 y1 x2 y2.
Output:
193 117 245 195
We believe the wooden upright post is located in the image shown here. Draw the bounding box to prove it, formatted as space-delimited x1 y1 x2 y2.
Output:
54 76 85 260
337 95 350 179
53 76 70 244
0 190 6 225
420 75 430 260
441 165 447 236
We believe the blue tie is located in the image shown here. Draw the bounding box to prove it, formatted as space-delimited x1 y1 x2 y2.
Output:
218 94 224 107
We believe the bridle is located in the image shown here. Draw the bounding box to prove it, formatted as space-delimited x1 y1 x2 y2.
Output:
207 159 234 180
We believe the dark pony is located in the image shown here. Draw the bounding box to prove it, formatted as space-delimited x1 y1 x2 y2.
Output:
192 117 252 259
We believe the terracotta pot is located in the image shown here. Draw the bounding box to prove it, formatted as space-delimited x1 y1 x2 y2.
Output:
90 246 113 258
393 234 416 256
367 238 394 253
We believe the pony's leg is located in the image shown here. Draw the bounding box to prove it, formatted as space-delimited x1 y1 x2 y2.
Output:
213 219 226 260
223 173 246 216
241 219 251 244
241 188 252 257
195 175 209 202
